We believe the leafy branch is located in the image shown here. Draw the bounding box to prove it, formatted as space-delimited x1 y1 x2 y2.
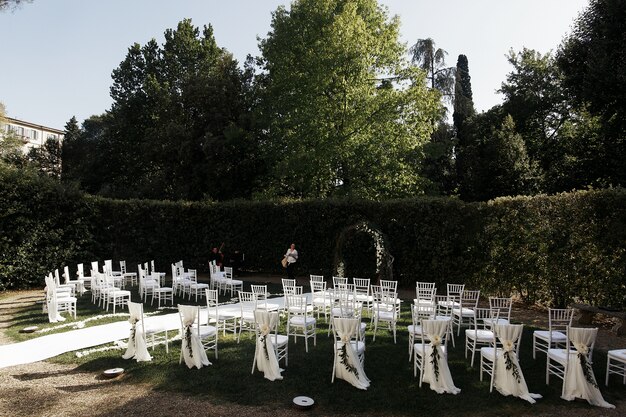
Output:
503 351 521 383
184 325 193 358
430 345 440 381
259 334 270 361
339 343 359 378
579 352 598 388
129 318 138 345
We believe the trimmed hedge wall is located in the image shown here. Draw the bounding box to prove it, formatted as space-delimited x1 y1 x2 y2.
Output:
1 165 624 308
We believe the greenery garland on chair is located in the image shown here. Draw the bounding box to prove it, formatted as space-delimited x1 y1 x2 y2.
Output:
501 340 522 383
339 337 359 378
430 335 441 380
577 345 598 388
128 318 138 346
259 324 270 361
184 324 194 358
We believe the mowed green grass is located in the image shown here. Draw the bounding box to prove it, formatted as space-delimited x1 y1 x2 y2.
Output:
4 283 623 416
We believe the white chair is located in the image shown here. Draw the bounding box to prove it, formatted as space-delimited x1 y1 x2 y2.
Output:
414 319 460 394
206 289 238 336
151 274 174 308
414 282 436 307
489 297 513 325
606 349 626 386
62 265 84 295
53 269 74 296
75 263 92 291
282 283 303 313
251 309 288 380
332 317 369 389
251 284 268 301
123 302 169 361
103 285 131 313
237 291 258 342
310 280 331 321
178 304 216 368
138 265 159 302
45 275 76 322
281 278 296 293
353 278 372 314
435 294 457 348
438 283 464 313
408 302 437 361
465 308 498 367
371 286 398 343
223 267 243 297
452 289 480 336
533 308 573 359
120 261 137 287
547 327 614 408
328 283 355 329
332 276 348 287
309 274 324 284
187 269 209 302
93 272 120 309
480 323 541 403
286 294 317 352
104 259 124 288
380 279 398 294
209 261 226 291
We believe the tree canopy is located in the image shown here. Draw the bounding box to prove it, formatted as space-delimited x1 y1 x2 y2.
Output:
256 0 441 199
80 19 260 201
558 0 626 186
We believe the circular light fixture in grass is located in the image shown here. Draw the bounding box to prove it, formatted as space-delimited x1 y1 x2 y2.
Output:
103 368 124 378
19 326 38 333
293 396 314 410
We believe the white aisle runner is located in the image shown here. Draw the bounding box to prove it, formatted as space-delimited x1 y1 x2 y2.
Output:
0 298 291 369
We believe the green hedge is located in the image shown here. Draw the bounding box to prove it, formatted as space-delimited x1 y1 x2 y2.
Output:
1 165 624 308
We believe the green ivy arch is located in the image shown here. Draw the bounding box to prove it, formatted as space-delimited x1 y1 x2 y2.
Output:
332 221 394 282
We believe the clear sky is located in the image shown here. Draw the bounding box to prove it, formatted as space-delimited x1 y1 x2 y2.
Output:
0 0 589 130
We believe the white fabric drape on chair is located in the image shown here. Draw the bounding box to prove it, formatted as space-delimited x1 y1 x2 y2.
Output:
422 320 460 394
562 328 614 408
122 303 152 362
335 318 369 390
180 305 210 369
493 324 541 403
45 276 65 323
254 310 283 381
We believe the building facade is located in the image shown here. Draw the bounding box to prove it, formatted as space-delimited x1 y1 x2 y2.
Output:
1 117 65 152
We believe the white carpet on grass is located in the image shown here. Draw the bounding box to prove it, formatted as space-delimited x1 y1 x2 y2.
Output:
0 295 297 369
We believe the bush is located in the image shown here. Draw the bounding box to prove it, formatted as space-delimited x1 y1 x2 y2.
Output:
1 165 624 308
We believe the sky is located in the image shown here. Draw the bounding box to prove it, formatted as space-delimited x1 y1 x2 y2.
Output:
0 0 589 130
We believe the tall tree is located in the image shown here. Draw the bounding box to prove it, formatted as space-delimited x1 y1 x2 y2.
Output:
453 54 475 134
27 137 62 178
256 0 441 199
97 19 259 200
409 38 455 100
61 116 80 182
557 0 626 186
458 108 536 201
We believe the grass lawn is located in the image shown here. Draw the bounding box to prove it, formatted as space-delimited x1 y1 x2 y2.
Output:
3 282 623 416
